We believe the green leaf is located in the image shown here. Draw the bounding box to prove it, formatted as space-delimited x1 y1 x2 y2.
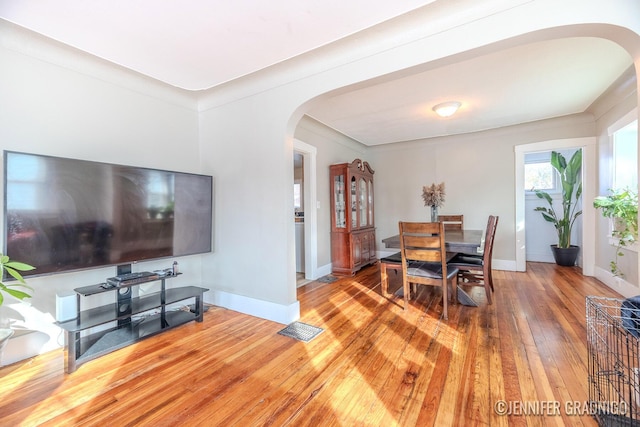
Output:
5 261 36 272
0 254 35 305
4 266 27 284
540 212 556 223
535 191 553 205
551 151 566 171
3 287 31 300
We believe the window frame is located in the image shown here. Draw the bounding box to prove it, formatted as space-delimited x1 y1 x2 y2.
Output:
524 152 560 196
606 108 638 252
611 118 638 192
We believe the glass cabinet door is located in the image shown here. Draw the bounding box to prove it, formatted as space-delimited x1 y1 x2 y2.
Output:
334 174 345 228
359 178 367 227
368 179 374 225
351 176 357 228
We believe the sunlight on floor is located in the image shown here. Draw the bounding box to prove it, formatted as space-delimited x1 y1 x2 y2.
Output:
21 344 139 425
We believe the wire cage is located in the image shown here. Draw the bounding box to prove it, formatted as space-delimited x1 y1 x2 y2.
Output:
587 296 640 426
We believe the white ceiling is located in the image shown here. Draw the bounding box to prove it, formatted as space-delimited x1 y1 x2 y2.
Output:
308 37 633 145
0 0 434 90
0 1 634 146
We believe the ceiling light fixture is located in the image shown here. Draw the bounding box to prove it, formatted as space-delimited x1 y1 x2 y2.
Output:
432 101 461 118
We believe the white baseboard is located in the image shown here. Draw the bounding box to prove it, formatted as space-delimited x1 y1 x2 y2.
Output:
526 251 556 263
493 259 516 271
316 263 332 278
2 329 56 366
594 266 640 298
205 290 300 325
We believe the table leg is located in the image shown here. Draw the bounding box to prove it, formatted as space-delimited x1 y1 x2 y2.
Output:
380 262 388 295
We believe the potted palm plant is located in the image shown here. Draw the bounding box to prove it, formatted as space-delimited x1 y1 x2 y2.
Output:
0 254 35 360
534 149 583 266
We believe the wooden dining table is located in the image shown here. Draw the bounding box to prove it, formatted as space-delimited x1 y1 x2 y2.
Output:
380 229 484 306
381 229 484 254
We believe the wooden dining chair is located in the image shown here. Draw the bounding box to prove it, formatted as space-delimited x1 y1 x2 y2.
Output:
379 216 461 295
399 221 458 320
379 251 402 296
437 214 464 230
447 215 499 304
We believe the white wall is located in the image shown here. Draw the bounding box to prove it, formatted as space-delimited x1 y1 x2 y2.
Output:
0 21 204 362
369 116 594 270
593 69 639 294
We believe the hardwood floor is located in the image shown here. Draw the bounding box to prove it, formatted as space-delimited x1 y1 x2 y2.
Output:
0 262 626 426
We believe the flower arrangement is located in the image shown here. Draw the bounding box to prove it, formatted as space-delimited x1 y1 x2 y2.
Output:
422 182 446 208
422 182 445 222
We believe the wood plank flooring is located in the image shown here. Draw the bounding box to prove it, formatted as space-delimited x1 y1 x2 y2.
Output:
0 262 627 426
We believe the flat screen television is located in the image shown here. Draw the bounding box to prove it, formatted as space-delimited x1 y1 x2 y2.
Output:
3 151 213 277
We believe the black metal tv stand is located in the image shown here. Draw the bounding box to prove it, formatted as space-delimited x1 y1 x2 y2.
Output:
57 273 208 373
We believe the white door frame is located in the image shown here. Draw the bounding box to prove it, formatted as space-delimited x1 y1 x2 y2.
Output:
294 139 319 280
514 137 596 275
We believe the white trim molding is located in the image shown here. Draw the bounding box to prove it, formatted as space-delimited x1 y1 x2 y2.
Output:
294 139 319 280
515 137 596 275
594 266 640 298
206 290 300 325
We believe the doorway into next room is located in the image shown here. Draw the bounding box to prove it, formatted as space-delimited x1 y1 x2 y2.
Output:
294 151 310 287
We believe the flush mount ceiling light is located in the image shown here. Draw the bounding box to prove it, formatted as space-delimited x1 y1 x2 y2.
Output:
432 101 461 118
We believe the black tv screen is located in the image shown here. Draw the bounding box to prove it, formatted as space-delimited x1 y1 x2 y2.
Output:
4 151 213 277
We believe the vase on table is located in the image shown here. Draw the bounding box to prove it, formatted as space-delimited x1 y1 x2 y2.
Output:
431 205 438 222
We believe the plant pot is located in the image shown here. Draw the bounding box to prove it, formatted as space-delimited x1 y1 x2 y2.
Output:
551 245 580 267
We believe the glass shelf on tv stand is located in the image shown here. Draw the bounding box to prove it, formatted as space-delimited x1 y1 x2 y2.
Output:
57 272 208 373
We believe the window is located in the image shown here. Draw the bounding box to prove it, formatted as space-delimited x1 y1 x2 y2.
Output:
613 119 638 191
524 152 556 192
525 161 555 191
607 114 638 252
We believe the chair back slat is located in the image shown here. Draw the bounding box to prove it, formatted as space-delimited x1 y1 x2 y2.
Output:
403 234 440 249
437 214 463 231
402 222 440 234
404 248 443 262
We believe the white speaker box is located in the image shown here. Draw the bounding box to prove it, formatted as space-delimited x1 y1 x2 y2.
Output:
56 291 77 322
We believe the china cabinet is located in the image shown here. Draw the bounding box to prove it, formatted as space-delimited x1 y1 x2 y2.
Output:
330 159 376 275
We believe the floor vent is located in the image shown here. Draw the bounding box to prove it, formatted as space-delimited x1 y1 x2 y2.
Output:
278 321 324 342
317 275 338 284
